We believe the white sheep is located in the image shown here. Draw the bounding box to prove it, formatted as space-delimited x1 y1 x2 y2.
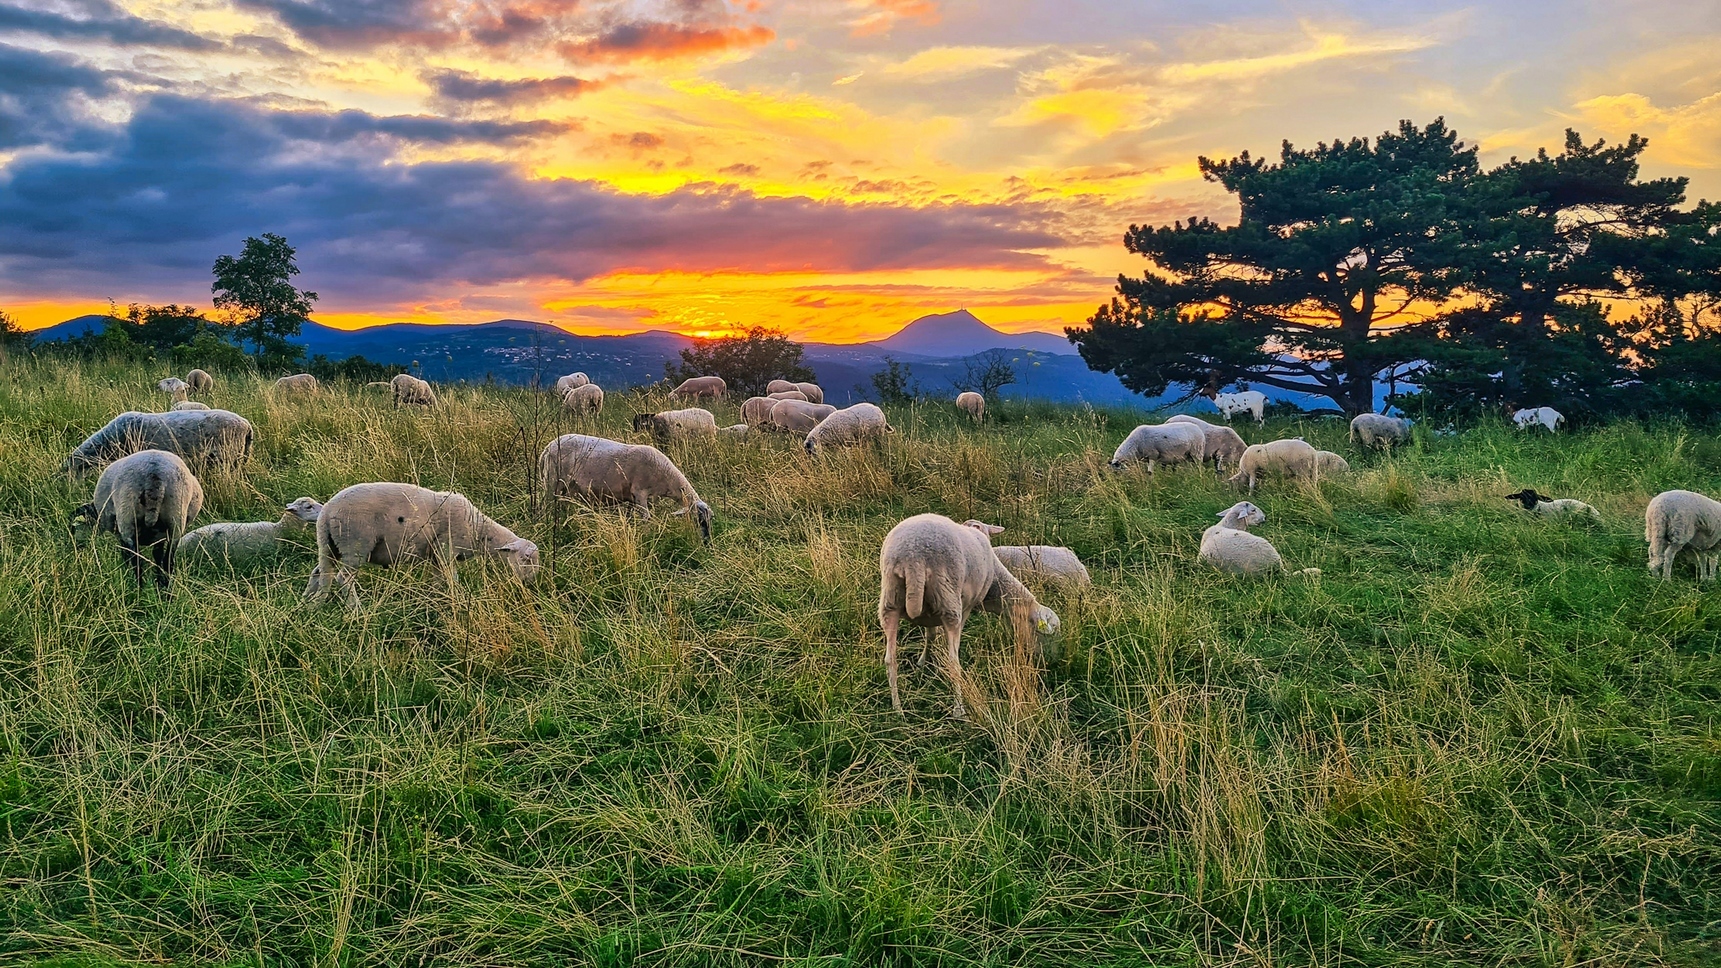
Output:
1206 389 1266 425
1512 407 1564 432
70 449 204 590
961 521 1091 587
767 379 798 395
955 391 984 423
539 434 712 543
1315 451 1351 476
274 373 318 393
1109 422 1207 473
1644 489 1721 580
554 372 590 395
804 403 893 454
767 390 809 402
387 373 437 407
304 483 540 607
1503 488 1601 522
186 368 214 392
741 396 777 426
719 423 751 439
766 399 836 434
632 408 718 442
62 409 254 478
562 382 604 416
669 376 727 401
180 497 324 564
171 401 211 411
878 513 1060 719
1226 438 1319 492
1350 413 1412 449
1166 414 1247 470
794 382 824 404
157 377 190 402
1198 501 1319 576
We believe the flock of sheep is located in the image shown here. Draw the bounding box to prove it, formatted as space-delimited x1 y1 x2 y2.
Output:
54 367 1721 719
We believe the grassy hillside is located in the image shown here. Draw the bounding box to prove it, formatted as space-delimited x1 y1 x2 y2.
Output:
0 357 1716 966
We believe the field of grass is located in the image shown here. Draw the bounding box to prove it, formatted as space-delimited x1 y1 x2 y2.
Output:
0 356 1717 966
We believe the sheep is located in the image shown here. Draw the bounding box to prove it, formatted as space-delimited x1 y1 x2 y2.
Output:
171 401 211 411
1166 414 1247 471
1226 438 1319 492
304 483 540 608
274 373 318 393
387 373 437 407
1198 501 1319 576
960 519 1092 588
157 377 190 402
1350 413 1412 449
766 380 798 395
1512 407 1564 432
1108 422 1207 473
179 497 324 564
62 409 254 478
955 391 984 423
632 408 718 443
804 403 893 454
186 368 214 392
719 423 751 439
669 376 727 401
1645 490 1721 580
741 396 777 426
69 449 204 590
554 372 590 395
767 390 809 402
1503 488 1601 522
561 382 604 416
878 513 1061 719
766 399 836 434
1206 389 1266 425
1315 450 1351 476
794 382 824 404
539 433 712 543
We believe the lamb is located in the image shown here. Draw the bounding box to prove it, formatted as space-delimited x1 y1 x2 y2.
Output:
955 391 984 423
1350 413 1412 449
179 497 324 564
62 409 255 478
539 433 712 543
1166 414 1247 470
793 382 824 404
69 449 204 590
1198 501 1319 576
171 401 211 411
1206 389 1266 425
669 376 727 401
274 373 318 393
766 399 837 434
1315 450 1351 476
1512 407 1564 432
387 373 437 407
554 372 590 395
561 382 604 416
632 408 718 442
1109 422 1207 473
186 368 214 392
719 423 751 439
877 513 1061 718
304 483 540 607
157 377 190 402
804 403 893 454
741 396 777 426
767 390 809 402
1645 489 1721 580
1503 488 1601 522
1226 438 1319 492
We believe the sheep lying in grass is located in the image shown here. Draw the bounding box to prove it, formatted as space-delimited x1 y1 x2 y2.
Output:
1513 407 1564 432
878 513 1060 719
180 497 324 564
1350 413 1412 449
1645 489 1721 580
632 408 717 443
1198 501 1319 576
274 373 317 393
766 399 836 434
1166 414 1247 471
804 403 892 454
539 433 712 543
1503 488 1601 522
562 382 603 416
70 449 204 591
1109 422 1206 473
1226 438 1318 492
171 401 210 411
719 423 751 439
955 391 984 423
962 522 1092 587
62 409 254 478
186 368 213 392
554 372 589 395
158 377 190 402
1315 451 1351 476
669 376 726 401
305 483 540 608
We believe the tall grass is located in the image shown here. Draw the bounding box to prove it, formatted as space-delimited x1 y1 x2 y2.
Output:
0 357 1716 965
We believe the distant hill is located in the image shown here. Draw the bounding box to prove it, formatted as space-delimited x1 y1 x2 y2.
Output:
28 314 115 342
865 309 1076 357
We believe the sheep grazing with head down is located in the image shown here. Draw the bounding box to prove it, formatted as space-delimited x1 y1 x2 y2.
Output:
793 382 824 404
1512 407 1564 432
1166 414 1247 471
186 368 214 393
1109 422 1207 473
1315 450 1351 476
632 408 717 443
1226 438 1319 492
741 396 777 427
1198 501 1319 576
669 376 727 401
158 377 190 403
955 391 984 423
274 373 318 393
878 513 1060 719
180 497 324 564
1350 413 1412 450
70 449 204 591
386 373 437 408
1644 489 1721 580
554 372 589 396
62 409 254 478
540 433 712 543
1503 488 1600 522
305 483 540 608
766 399 836 434
804 403 893 455
562 382 604 416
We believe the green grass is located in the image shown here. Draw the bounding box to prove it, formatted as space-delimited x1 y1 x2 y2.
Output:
0 356 1717 966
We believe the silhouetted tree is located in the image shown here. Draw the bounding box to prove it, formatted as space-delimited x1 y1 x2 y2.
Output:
212 233 316 370
870 355 921 403
955 349 1016 399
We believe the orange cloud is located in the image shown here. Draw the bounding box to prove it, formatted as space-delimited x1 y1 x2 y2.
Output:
560 23 775 62
848 0 939 37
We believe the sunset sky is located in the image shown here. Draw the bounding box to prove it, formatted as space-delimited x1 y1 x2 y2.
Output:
4 0 1720 342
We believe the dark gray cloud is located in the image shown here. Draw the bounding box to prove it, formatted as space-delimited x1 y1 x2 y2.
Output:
426 68 596 106
231 0 442 50
0 0 218 50
0 42 118 150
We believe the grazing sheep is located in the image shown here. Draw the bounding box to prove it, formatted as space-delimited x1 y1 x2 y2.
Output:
1166 414 1247 471
186 368 214 392
70 449 204 590
669 376 727 401
157 377 190 402
171 401 210 411
1198 501 1319 576
768 390 809 402
554 372 590 395
1350 413 1412 449
719 423 751 439
62 409 254 478
274 373 318 393
1512 407 1564 432
1109 422 1207 473
1503 488 1601 522
1315 450 1351 476
1645 489 1721 580
180 497 324 564
955 391 984 423
632 408 718 443
878 513 1061 718
388 373 437 408
305 483 540 607
804 403 893 454
794 382 824 404
741 396 777 427
562 382 604 416
539 434 712 543
766 399 836 434
767 380 798 395
1226 438 1319 492
1206 389 1266 425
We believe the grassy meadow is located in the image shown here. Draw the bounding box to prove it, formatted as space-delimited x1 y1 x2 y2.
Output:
0 356 1717 966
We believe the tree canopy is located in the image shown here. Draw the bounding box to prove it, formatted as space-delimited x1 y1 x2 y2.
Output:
212 233 317 370
666 326 815 398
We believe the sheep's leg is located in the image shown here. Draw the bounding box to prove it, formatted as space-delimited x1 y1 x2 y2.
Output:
332 566 362 612
939 616 968 721
119 536 148 590
152 539 174 595
305 563 328 600
882 609 903 715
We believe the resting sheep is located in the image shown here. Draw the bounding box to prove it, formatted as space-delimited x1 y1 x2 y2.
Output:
1644 489 1721 580
1315 451 1351 476
955 391 984 423
186 368 214 392
539 434 712 543
1226 438 1319 492
804 403 893 454
669 376 727 401
961 522 1092 588
1512 407 1564 432
561 382 604 416
632 408 717 443
171 401 210 411
766 399 836 434
1350 413 1412 449
1206 390 1266 425
304 483 540 607
1198 501 1319 577
719 423 751 439
1166 414 1247 471
1109 422 1207 473
179 497 324 564
70 449 204 591
157 377 190 402
554 372 590 395
62 409 254 478
274 373 318 393
1503 488 1601 522
878 513 1061 719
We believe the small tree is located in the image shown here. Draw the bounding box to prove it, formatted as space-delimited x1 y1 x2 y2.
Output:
212 233 317 370
121 303 207 352
955 348 1016 399
870 355 920 403
665 326 814 398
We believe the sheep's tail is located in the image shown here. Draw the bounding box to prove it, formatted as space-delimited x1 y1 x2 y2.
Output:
135 465 170 531
901 560 928 620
